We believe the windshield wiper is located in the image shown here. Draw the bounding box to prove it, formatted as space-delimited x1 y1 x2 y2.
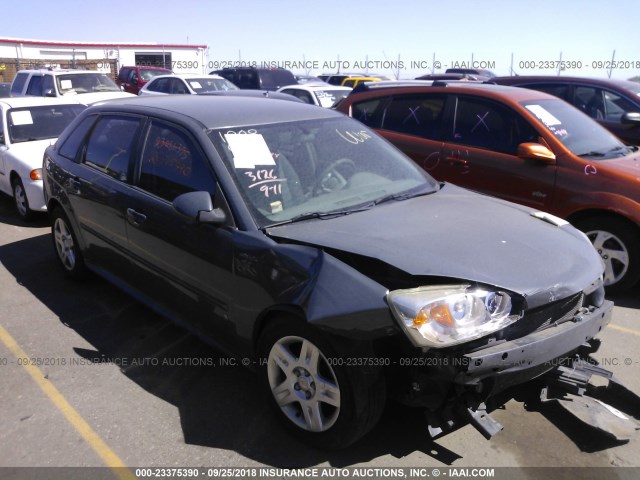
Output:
374 187 436 206
290 206 373 222
577 150 606 158
607 145 636 156
578 145 635 158
269 205 374 227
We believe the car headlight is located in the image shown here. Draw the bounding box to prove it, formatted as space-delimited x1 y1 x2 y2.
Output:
387 285 522 348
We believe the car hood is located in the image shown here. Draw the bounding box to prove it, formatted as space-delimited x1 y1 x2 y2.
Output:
596 151 640 177
62 91 135 105
6 139 56 170
266 184 603 309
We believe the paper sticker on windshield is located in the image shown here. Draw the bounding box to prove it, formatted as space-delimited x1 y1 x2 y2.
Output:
525 105 562 127
60 79 73 90
10 110 33 126
317 92 336 108
189 81 202 89
224 133 275 169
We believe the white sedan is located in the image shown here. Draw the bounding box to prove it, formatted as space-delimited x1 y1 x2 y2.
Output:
138 74 238 96
0 97 85 219
277 84 352 107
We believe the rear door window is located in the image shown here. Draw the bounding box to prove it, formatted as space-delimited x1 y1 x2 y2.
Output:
148 78 170 93
351 98 385 128
26 75 44 96
574 86 605 119
84 115 141 181
521 83 570 102
381 94 447 140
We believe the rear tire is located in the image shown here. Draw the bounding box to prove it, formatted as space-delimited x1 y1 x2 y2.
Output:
51 207 86 279
574 216 640 293
257 318 386 448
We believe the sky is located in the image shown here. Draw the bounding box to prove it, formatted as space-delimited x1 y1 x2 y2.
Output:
2 0 640 80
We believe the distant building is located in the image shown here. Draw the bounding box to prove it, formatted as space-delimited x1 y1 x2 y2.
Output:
0 37 208 83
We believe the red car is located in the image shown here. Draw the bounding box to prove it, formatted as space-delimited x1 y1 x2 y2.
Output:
116 66 173 94
336 82 640 292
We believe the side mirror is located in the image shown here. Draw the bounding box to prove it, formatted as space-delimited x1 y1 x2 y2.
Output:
173 191 226 224
44 89 56 97
517 142 556 164
132 78 139 85
621 112 640 126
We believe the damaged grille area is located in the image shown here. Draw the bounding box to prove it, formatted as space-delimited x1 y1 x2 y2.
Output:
503 292 584 341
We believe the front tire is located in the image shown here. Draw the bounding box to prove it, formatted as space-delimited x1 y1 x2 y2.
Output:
51 207 86 279
575 216 640 293
12 177 33 221
257 319 385 448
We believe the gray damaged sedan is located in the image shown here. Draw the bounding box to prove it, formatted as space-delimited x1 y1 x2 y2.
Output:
42 96 639 448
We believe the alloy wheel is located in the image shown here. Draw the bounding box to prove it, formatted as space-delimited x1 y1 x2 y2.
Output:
586 229 629 286
54 217 76 271
267 335 340 432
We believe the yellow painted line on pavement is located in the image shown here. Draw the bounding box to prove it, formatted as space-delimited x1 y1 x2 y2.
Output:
0 324 136 480
609 323 640 337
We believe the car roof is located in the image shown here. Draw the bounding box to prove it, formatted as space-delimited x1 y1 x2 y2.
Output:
347 81 556 102
16 69 109 75
122 65 171 70
85 95 339 128
0 96 84 108
279 84 352 91
149 74 225 80
492 75 640 90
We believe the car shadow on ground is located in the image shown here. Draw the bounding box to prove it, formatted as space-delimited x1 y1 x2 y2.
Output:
607 289 640 309
1 231 638 467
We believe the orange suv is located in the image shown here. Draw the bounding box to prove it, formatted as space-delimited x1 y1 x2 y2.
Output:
336 81 640 292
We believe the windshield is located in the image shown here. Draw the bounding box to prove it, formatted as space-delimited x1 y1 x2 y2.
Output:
188 78 239 93
617 81 640 96
56 73 120 95
521 99 630 159
8 105 86 143
313 89 351 108
208 116 437 228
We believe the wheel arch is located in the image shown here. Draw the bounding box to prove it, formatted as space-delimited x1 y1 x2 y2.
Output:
568 208 640 291
252 305 307 355
567 208 640 236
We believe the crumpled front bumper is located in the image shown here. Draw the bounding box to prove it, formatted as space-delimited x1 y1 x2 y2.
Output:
457 299 614 395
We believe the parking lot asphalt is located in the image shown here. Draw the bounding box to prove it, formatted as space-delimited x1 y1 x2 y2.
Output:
1 192 640 474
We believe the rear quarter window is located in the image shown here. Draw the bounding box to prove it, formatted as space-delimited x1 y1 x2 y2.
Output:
59 115 98 161
11 72 29 95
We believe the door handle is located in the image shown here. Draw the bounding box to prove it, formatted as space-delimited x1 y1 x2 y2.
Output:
68 176 82 192
444 155 468 167
126 208 147 226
